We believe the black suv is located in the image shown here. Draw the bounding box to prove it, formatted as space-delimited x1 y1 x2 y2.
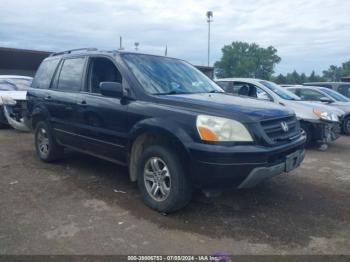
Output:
27 48 306 213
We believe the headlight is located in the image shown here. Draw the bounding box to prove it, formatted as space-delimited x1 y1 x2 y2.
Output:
1 96 17 106
313 108 339 122
196 115 253 142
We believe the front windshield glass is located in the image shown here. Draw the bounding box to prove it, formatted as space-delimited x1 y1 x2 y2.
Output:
321 88 350 102
122 54 223 95
259 80 301 100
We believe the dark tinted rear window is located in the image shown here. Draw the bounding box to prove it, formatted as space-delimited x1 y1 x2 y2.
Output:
57 58 85 92
32 58 60 89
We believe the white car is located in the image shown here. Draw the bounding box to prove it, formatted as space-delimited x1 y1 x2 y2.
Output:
0 75 32 131
216 78 345 147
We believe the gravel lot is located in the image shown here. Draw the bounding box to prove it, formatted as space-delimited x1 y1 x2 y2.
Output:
0 129 349 255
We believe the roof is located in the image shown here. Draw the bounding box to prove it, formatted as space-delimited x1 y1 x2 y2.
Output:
286 85 327 90
304 82 344 85
215 78 264 84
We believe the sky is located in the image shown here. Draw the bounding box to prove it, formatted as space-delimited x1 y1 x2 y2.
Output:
0 0 349 75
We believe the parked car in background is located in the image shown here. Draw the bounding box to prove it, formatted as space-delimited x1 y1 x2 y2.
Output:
304 82 350 99
216 78 345 148
0 75 32 131
286 85 350 135
27 48 306 213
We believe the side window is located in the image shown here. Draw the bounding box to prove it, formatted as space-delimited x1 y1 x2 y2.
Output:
299 89 324 101
255 86 271 101
338 85 350 98
56 57 86 92
216 81 233 92
32 58 60 89
232 82 250 96
88 57 122 94
233 82 271 101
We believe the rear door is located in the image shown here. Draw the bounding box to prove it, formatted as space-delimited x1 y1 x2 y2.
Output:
49 56 87 147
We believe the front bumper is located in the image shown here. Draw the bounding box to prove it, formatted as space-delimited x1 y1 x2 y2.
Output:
0 106 8 125
307 120 341 142
3 103 31 132
187 135 306 188
238 149 304 188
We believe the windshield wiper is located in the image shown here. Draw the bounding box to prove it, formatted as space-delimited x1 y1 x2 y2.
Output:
154 91 189 95
208 90 224 93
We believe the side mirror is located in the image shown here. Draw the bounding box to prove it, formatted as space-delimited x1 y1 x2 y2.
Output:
319 97 333 103
99 82 123 98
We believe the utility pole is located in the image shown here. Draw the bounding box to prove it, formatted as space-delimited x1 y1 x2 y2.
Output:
118 36 124 50
206 11 213 67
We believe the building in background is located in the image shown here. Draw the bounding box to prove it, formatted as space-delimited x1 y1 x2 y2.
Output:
0 47 51 76
341 76 350 82
0 47 214 79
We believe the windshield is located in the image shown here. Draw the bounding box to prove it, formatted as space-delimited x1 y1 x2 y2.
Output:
321 88 350 102
122 54 223 95
259 80 301 100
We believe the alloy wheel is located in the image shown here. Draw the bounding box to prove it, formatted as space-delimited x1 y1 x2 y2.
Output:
143 157 171 202
37 128 50 158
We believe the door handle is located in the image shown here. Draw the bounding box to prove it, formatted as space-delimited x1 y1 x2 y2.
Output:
79 100 87 106
44 95 52 100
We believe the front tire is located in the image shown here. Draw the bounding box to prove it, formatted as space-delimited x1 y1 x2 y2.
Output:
137 145 192 213
300 122 313 147
35 121 64 162
343 116 350 135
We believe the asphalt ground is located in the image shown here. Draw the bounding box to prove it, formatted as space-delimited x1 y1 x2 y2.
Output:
0 129 349 255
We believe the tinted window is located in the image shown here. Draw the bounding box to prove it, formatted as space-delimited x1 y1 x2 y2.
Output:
320 88 350 102
338 85 350 98
299 89 324 101
88 58 122 93
216 81 230 90
57 58 85 91
32 58 60 89
232 82 271 101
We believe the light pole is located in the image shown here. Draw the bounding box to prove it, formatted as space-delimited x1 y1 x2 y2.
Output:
134 42 140 51
206 11 213 67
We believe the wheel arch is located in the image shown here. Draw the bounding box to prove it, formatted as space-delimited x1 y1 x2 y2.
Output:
31 105 50 130
128 119 192 182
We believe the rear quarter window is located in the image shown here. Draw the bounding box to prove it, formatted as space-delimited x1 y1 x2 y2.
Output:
32 58 60 89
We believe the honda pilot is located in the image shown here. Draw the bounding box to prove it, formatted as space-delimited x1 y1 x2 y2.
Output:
27 48 306 213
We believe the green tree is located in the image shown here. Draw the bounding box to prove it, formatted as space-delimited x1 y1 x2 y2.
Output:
214 41 281 80
308 70 318 82
323 65 342 81
274 74 287 84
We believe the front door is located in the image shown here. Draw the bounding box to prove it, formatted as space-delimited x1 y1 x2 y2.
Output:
75 56 129 164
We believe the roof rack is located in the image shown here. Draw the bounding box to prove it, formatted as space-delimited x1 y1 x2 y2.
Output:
50 48 98 57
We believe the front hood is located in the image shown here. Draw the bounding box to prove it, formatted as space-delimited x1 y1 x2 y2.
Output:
0 91 27 101
156 93 294 123
293 101 345 115
329 102 350 114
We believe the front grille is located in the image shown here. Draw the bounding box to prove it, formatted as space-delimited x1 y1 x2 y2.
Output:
261 116 299 144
